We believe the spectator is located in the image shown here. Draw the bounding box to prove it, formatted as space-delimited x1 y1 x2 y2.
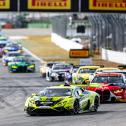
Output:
64 70 72 83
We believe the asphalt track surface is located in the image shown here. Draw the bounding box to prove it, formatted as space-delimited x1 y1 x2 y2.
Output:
0 29 126 126
0 59 126 126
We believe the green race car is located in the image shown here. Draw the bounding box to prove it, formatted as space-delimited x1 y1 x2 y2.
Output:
8 56 35 73
24 85 100 115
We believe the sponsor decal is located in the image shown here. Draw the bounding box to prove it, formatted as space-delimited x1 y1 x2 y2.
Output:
28 0 71 10
69 49 90 58
0 0 10 9
89 0 126 10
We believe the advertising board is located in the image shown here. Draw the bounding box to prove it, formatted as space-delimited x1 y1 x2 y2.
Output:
0 0 17 11
20 0 79 12
89 0 126 11
69 49 90 58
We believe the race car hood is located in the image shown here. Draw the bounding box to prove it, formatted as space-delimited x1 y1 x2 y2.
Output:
40 96 70 102
89 83 102 88
78 73 94 80
88 83 122 91
4 57 14 61
86 83 102 91
32 95 71 102
52 69 71 73
25 95 74 110
4 46 19 51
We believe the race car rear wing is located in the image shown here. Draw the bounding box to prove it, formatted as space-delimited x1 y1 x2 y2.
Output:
73 65 104 68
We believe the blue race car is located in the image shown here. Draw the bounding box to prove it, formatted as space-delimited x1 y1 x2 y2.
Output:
3 42 23 54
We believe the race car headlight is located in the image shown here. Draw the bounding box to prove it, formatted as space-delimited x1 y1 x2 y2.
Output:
113 89 123 93
4 50 8 53
29 99 35 104
28 65 35 68
18 50 22 53
11 66 18 69
57 101 67 106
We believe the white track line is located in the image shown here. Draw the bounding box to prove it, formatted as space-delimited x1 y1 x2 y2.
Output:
23 47 43 62
9 35 44 63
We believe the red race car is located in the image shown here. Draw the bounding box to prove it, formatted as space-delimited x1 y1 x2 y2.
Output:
87 72 126 102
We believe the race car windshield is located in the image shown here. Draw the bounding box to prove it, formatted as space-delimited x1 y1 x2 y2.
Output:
53 65 71 70
12 57 29 62
96 69 120 73
0 44 6 48
92 76 124 83
79 68 96 74
39 88 72 97
8 53 21 57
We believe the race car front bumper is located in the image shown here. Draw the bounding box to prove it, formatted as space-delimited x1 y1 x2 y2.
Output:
10 66 35 72
25 106 72 115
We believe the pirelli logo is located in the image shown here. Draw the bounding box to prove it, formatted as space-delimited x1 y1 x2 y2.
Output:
89 0 126 10
28 0 71 10
0 0 10 9
69 49 90 58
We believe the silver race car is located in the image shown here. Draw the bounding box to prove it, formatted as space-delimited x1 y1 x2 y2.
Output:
46 63 73 82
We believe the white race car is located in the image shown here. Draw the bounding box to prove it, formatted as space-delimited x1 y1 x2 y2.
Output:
2 52 22 66
46 63 73 82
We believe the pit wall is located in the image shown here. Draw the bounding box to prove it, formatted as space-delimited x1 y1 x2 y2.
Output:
102 48 126 64
51 33 83 51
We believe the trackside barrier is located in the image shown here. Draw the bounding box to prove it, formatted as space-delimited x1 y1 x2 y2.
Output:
51 33 83 51
102 48 126 65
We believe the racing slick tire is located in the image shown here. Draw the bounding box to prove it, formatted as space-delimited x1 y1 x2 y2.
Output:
70 100 80 115
93 97 99 112
32 69 36 73
47 76 54 82
58 77 64 81
84 100 91 111
26 107 36 116
8 68 13 73
111 97 116 103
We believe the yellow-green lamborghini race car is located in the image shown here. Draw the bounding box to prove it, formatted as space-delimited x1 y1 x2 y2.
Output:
24 85 100 115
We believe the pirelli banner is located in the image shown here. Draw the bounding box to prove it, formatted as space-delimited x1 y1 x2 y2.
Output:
81 0 126 12
0 0 125 12
20 0 79 12
89 0 126 11
69 49 90 58
0 0 17 11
